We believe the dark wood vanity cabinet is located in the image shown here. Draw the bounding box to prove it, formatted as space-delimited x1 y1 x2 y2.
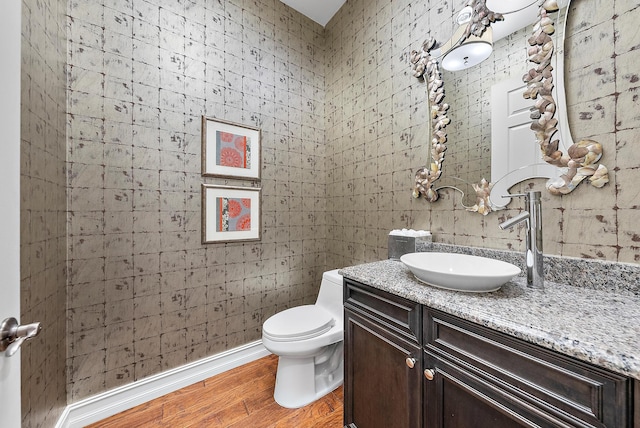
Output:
343 279 423 428
343 279 637 428
424 309 633 427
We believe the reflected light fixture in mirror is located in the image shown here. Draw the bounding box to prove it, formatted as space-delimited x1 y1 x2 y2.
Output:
441 3 495 72
441 27 493 71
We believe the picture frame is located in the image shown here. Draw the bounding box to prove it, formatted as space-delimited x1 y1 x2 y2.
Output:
202 184 261 243
202 116 261 179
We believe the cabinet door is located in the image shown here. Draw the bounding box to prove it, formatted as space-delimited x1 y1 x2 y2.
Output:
424 351 537 428
344 309 422 428
424 308 631 427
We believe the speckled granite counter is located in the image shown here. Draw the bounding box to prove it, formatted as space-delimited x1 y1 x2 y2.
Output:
339 259 640 380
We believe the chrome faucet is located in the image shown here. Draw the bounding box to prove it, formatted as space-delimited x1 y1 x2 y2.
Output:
499 191 543 288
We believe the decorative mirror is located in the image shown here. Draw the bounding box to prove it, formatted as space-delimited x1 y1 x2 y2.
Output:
410 0 609 215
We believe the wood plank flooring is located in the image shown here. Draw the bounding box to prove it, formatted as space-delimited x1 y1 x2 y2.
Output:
87 354 344 427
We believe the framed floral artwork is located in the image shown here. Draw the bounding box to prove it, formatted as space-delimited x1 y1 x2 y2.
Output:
202 116 261 179
202 184 261 243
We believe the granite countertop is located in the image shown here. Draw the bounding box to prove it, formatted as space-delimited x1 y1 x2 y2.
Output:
339 259 640 380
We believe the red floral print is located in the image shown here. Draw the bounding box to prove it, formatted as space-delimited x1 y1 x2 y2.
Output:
234 136 247 152
241 198 251 208
219 132 234 142
220 148 243 167
237 214 251 230
227 199 242 218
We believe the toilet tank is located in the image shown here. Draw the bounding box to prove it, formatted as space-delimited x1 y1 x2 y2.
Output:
315 269 343 321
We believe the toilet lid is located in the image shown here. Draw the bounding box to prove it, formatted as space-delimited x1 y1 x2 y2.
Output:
263 305 335 341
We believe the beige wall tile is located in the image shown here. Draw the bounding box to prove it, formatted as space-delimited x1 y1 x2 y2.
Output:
66 0 328 402
326 0 639 266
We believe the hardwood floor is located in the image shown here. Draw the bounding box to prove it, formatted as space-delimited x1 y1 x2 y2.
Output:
87 354 344 427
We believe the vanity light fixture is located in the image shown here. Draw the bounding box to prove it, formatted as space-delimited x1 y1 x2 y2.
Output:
439 2 495 72
441 26 493 71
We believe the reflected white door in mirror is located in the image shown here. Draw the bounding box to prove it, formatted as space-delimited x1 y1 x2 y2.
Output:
489 77 558 209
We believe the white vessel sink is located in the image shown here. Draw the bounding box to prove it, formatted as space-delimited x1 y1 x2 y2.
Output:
400 252 521 292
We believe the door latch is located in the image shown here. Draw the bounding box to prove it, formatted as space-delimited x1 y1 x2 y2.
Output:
1 317 41 357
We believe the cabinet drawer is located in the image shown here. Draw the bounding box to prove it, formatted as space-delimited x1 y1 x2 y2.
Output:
344 279 421 343
424 308 631 427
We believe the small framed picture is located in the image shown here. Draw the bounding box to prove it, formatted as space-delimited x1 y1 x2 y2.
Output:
202 184 261 243
202 116 261 179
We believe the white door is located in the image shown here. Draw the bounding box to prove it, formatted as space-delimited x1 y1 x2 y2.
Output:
491 77 540 183
0 1 23 427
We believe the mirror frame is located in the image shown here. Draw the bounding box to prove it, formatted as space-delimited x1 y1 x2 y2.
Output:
409 0 502 211
410 37 449 203
410 0 609 215
520 0 609 195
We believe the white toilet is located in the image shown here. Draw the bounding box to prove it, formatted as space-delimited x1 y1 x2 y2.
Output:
261 269 344 408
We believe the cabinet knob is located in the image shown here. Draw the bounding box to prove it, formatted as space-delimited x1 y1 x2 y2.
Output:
406 357 416 369
424 368 435 381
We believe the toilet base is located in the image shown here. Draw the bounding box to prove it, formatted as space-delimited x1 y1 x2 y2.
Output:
272 342 344 408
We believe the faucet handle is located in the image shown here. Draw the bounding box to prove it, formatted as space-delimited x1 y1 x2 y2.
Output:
502 191 541 201
498 211 530 230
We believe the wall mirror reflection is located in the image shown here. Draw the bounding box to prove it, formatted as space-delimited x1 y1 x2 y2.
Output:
410 0 609 215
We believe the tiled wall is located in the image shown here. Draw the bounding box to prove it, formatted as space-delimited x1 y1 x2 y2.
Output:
325 0 640 267
20 0 68 425
325 0 416 266
66 0 326 401
440 25 530 204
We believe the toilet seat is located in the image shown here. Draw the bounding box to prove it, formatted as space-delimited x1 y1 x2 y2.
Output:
263 305 335 342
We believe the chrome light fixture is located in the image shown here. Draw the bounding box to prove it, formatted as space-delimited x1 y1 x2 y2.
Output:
439 0 502 72
441 27 493 71
441 0 542 72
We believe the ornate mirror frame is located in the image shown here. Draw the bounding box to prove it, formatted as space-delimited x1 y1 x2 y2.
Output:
410 37 449 203
410 0 609 215
410 0 502 213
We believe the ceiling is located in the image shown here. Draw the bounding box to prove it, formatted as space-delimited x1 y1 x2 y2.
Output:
279 0 346 27
280 0 545 31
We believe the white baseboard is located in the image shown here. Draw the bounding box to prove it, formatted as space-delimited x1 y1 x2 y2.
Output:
56 340 270 428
